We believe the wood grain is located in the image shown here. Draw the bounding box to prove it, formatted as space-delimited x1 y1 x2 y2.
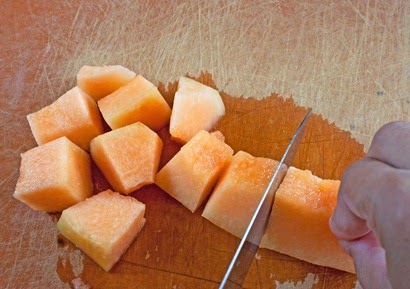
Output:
1 1 408 288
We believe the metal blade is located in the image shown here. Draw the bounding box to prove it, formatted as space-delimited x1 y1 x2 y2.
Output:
219 108 312 289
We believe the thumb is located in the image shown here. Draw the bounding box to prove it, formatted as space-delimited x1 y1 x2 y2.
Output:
341 232 392 289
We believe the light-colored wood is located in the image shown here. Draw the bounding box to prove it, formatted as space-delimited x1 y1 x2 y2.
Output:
1 1 408 288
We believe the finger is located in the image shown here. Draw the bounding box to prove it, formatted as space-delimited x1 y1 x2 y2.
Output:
330 158 405 240
331 158 386 239
367 121 410 169
341 232 392 289
329 195 369 240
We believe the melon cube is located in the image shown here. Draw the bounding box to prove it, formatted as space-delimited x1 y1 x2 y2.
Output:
27 86 104 151
57 189 146 271
209 130 225 142
98 75 171 131
202 151 283 239
90 122 163 194
76 65 136 101
260 167 355 273
14 137 93 212
169 77 225 143
155 130 233 212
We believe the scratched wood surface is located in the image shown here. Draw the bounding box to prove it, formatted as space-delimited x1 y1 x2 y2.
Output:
1 1 409 289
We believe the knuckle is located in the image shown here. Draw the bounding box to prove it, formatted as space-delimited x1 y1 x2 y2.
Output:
369 121 410 169
370 121 408 151
340 160 365 192
375 121 404 138
341 161 359 181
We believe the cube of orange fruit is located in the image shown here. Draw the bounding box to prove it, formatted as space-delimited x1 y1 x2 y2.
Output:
57 189 146 271
98 75 171 131
27 86 104 151
76 65 136 101
169 77 225 143
90 122 163 194
202 151 282 239
14 137 93 212
260 167 355 273
155 130 233 212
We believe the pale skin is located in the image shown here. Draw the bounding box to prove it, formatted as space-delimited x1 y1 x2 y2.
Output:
329 121 410 289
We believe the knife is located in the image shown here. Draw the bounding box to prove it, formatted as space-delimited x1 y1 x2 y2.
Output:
219 108 312 289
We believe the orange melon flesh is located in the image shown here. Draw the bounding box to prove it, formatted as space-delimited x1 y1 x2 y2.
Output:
98 75 171 131
57 189 146 271
90 122 163 195
14 137 93 212
27 86 104 151
260 166 355 273
77 65 136 101
169 77 225 143
210 130 225 142
202 151 283 239
155 130 233 212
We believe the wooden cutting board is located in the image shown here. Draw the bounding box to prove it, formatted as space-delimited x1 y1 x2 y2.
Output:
2 1 409 289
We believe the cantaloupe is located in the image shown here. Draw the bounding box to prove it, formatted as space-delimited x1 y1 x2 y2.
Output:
98 75 171 131
20 66 353 277
27 86 104 151
155 130 233 212
260 167 355 273
202 151 283 239
14 137 93 212
90 122 163 195
57 189 146 271
77 65 136 101
169 77 225 143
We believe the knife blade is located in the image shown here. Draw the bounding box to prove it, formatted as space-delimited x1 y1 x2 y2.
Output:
219 108 312 289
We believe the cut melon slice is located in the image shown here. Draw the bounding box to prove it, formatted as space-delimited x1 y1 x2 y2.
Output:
77 65 136 101
57 189 146 271
90 122 163 194
155 130 233 212
169 77 225 143
260 167 355 273
14 137 93 212
202 151 283 239
27 86 104 151
98 75 171 131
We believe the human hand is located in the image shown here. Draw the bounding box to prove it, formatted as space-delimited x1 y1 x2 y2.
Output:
329 122 410 289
